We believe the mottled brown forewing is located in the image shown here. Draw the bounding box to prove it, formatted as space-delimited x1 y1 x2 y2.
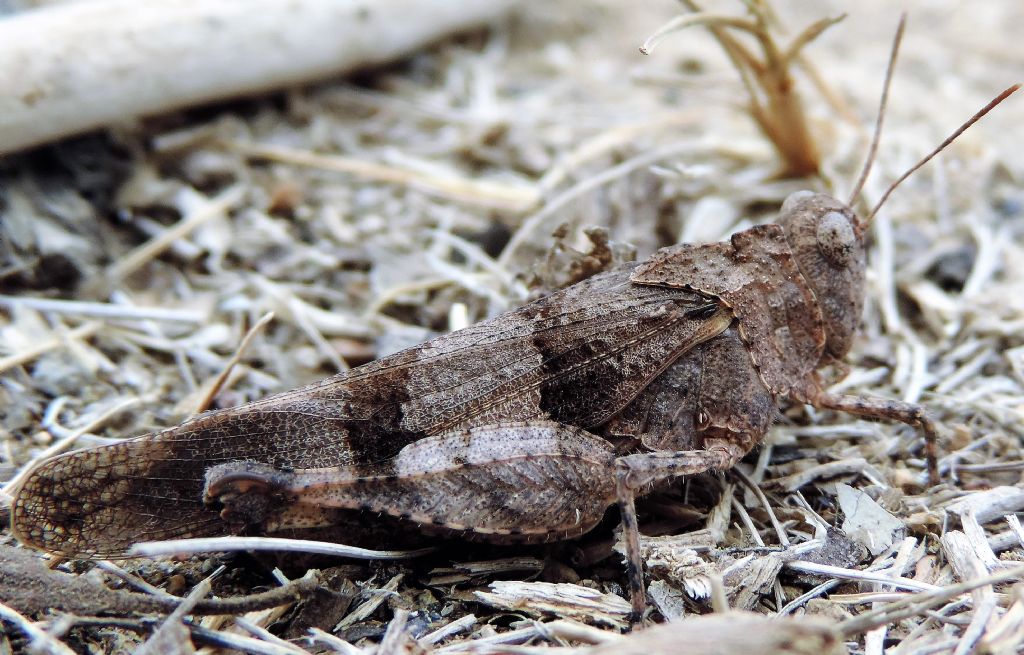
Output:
12 266 730 558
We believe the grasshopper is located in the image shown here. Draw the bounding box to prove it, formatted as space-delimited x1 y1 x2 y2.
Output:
9 34 1018 618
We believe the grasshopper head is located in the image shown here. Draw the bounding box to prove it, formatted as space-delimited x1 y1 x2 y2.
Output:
777 190 867 363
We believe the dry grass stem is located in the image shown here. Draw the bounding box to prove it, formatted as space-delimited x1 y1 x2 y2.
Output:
130 537 435 560
0 320 101 374
644 1 843 176
0 599 78 655
106 185 246 283
231 141 538 212
192 311 275 415
0 295 206 324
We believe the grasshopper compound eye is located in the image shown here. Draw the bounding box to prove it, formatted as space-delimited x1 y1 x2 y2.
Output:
816 211 858 267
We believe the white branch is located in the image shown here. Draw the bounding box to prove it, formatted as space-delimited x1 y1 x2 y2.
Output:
0 0 518 153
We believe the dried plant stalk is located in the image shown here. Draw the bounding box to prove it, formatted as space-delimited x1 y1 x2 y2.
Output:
581 612 845 655
643 0 843 177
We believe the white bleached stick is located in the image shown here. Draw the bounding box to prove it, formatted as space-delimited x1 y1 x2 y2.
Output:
0 0 518 154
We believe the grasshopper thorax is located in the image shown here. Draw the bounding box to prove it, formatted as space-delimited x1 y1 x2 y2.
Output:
777 190 867 363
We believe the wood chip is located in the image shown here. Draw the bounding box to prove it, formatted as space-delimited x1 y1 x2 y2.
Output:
474 581 632 629
580 612 845 655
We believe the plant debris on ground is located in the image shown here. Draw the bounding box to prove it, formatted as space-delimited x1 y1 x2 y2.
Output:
1 1 1023 653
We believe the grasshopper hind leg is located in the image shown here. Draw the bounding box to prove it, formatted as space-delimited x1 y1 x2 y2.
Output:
204 421 620 544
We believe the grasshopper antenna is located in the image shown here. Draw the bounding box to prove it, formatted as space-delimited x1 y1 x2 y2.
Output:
846 13 906 209
865 83 1021 224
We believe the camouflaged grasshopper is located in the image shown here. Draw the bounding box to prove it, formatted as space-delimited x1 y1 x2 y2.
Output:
10 54 1018 617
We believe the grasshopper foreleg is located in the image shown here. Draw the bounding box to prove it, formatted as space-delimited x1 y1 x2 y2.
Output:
810 391 940 485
